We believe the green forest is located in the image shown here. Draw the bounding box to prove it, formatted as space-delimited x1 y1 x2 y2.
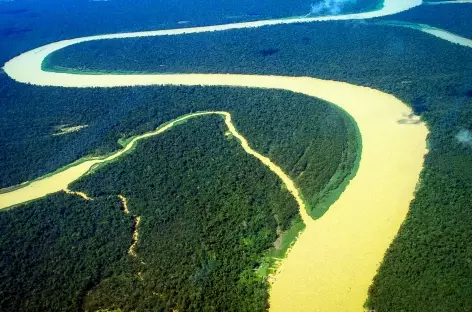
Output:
0 116 303 311
2 1 472 311
73 116 301 311
0 193 132 311
1 74 358 310
41 9 472 312
0 79 358 218
381 3 472 38
0 0 378 66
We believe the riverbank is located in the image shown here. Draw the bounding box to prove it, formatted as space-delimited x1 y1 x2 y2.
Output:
1 0 428 309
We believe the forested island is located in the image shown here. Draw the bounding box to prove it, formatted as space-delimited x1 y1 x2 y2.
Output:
0 78 358 218
42 10 472 311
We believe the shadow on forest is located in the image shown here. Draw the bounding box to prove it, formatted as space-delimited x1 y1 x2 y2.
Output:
0 27 33 36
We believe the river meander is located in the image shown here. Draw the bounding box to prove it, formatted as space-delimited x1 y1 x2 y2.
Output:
1 0 431 310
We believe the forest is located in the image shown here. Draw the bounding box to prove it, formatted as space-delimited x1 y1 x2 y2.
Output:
73 116 301 311
44 17 472 81
0 76 358 218
0 193 132 311
41 10 472 311
2 0 472 311
0 0 378 66
380 3 472 38
1 61 357 310
0 116 303 311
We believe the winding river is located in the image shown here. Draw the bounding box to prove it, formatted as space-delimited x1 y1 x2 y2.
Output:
378 20 472 48
426 0 472 5
0 0 436 310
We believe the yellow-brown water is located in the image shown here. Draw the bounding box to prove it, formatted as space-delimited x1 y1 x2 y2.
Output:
1 0 429 309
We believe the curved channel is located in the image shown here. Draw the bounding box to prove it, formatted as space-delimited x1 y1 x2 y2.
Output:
425 0 472 5
1 0 429 310
377 20 472 48
1 111 312 224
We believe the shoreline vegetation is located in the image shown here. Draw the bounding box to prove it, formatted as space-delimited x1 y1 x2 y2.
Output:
69 116 303 311
385 1 472 38
308 111 362 219
31 62 364 220
374 20 472 47
0 110 317 276
0 111 325 223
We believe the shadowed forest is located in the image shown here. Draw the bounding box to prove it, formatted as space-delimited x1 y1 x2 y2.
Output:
0 0 378 65
384 3 472 38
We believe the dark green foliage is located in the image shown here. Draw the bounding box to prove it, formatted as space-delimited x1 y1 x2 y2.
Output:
0 0 378 66
43 20 471 85
2 1 470 310
1 86 352 310
0 81 356 218
382 3 472 38
42 15 472 311
0 76 142 187
70 117 299 311
0 193 132 312
224 93 358 217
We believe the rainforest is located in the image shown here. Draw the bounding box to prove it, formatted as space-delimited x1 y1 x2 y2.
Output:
1 0 471 311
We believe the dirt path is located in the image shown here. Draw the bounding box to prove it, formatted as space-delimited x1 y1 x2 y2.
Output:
128 216 141 257
117 194 141 257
